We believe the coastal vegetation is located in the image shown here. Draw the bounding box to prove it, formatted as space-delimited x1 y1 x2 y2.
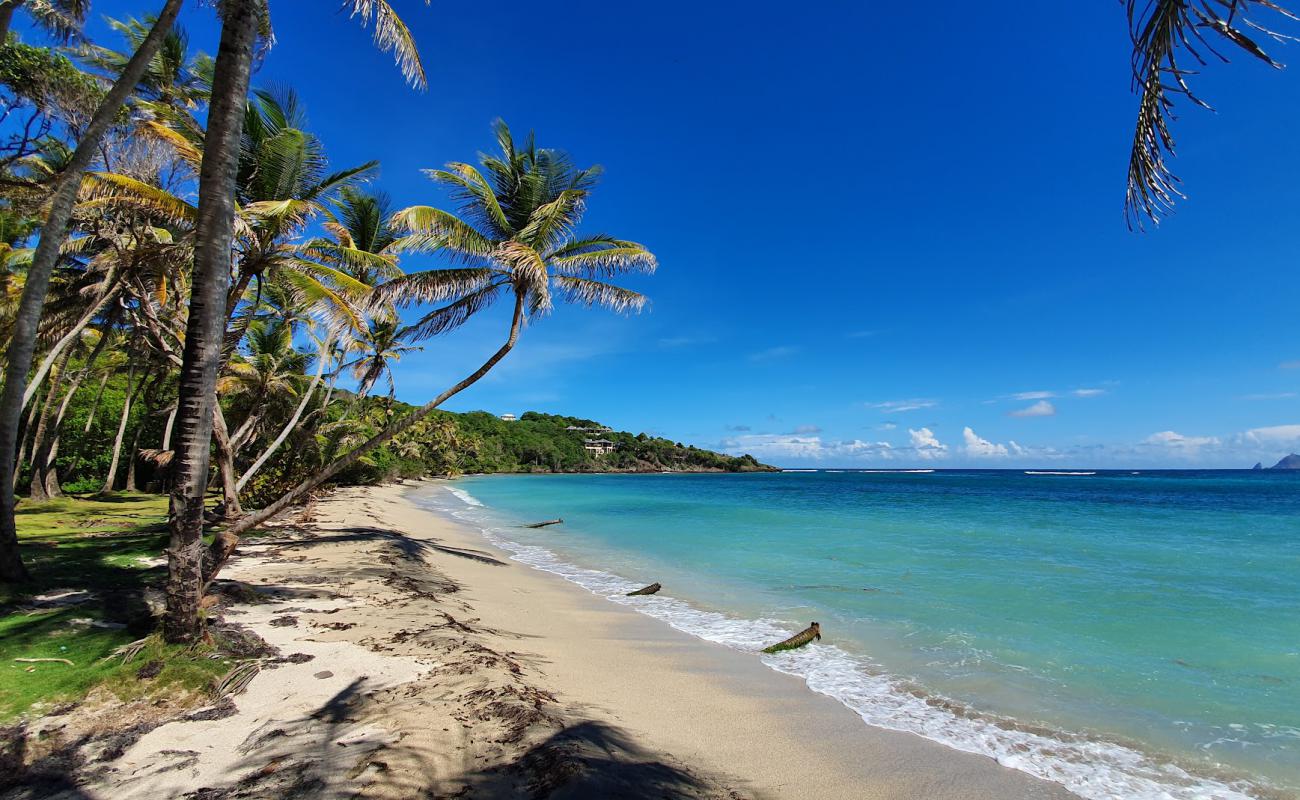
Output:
0 1 776 651
0 0 1292 734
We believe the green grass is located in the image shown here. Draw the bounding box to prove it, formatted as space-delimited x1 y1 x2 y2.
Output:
0 493 234 721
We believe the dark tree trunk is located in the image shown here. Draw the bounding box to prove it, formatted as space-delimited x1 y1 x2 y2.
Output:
0 0 25 42
0 0 186 583
204 293 528 585
162 0 257 643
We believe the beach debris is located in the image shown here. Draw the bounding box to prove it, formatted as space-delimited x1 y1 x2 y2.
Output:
14 657 74 666
104 637 150 664
626 582 662 596
215 661 262 697
524 519 563 528
762 622 821 654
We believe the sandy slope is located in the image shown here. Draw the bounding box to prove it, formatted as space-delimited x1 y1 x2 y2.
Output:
78 481 1075 799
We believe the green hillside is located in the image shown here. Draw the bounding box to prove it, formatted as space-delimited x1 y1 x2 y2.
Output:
444 411 775 474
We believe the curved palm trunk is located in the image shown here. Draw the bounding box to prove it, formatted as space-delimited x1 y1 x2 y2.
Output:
206 294 527 584
210 405 243 518
162 0 257 643
37 319 114 498
237 339 329 491
83 371 110 433
20 273 121 410
0 0 186 583
100 363 140 494
27 346 75 501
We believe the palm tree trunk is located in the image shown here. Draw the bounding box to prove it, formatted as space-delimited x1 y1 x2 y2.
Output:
83 371 110 433
13 384 42 492
27 346 74 501
100 363 139 494
162 0 257 643
161 403 177 449
205 293 528 583
20 272 120 410
210 405 243 518
0 0 25 42
34 320 114 499
0 0 186 583
236 339 329 491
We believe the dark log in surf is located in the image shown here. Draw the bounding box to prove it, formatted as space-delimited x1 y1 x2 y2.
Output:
762 622 821 654
626 582 661 596
524 519 563 528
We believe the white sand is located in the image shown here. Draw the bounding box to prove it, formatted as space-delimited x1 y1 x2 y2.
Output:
84 482 1077 799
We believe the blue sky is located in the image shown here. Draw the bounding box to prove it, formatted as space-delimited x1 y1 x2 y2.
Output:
59 1 1300 467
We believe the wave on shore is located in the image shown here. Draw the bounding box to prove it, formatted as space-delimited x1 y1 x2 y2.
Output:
417 484 1264 800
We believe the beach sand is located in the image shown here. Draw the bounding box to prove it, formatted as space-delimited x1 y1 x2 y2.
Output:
79 481 1077 799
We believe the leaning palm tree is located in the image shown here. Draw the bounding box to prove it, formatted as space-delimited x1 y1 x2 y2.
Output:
0 0 185 583
1125 0 1297 227
204 120 656 583
163 0 427 641
0 0 87 43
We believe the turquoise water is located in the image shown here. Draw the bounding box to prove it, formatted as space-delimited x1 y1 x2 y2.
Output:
412 471 1300 799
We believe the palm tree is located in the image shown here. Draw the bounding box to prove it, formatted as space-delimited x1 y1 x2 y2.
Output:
207 120 656 582
0 0 86 43
1125 0 1296 227
163 0 427 641
345 318 420 407
0 0 185 583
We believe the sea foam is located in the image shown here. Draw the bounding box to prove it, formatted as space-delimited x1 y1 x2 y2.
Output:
419 484 1264 800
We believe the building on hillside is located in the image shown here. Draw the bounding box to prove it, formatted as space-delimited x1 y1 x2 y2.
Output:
583 438 615 456
499 413 517 422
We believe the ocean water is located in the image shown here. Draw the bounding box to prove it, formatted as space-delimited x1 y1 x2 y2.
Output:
411 471 1300 799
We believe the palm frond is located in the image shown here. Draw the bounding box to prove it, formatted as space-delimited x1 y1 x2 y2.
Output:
389 205 494 258
372 268 497 307
1125 0 1296 227
80 172 197 227
551 276 649 313
403 282 504 341
340 0 429 89
549 244 657 277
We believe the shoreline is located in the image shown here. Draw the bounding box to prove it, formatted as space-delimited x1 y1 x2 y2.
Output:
62 480 1079 799
402 480 1083 799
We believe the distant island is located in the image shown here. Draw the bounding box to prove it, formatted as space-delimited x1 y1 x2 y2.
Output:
1266 453 1300 470
438 411 776 474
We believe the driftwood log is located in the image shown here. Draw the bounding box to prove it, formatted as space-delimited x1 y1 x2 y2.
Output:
762 622 821 654
524 519 563 529
626 582 661 596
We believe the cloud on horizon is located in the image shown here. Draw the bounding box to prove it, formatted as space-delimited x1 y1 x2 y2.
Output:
869 399 938 413
1009 400 1057 418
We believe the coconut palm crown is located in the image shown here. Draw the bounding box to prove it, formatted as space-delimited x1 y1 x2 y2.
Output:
378 119 656 340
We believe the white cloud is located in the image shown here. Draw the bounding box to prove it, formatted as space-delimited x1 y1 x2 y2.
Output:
962 427 1008 457
720 434 894 462
1072 388 1107 398
869 399 938 413
1242 424 1300 446
749 346 799 362
877 422 897 431
1141 431 1221 456
1010 390 1056 401
1009 400 1057 418
960 427 1029 458
908 427 948 459
789 424 822 434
